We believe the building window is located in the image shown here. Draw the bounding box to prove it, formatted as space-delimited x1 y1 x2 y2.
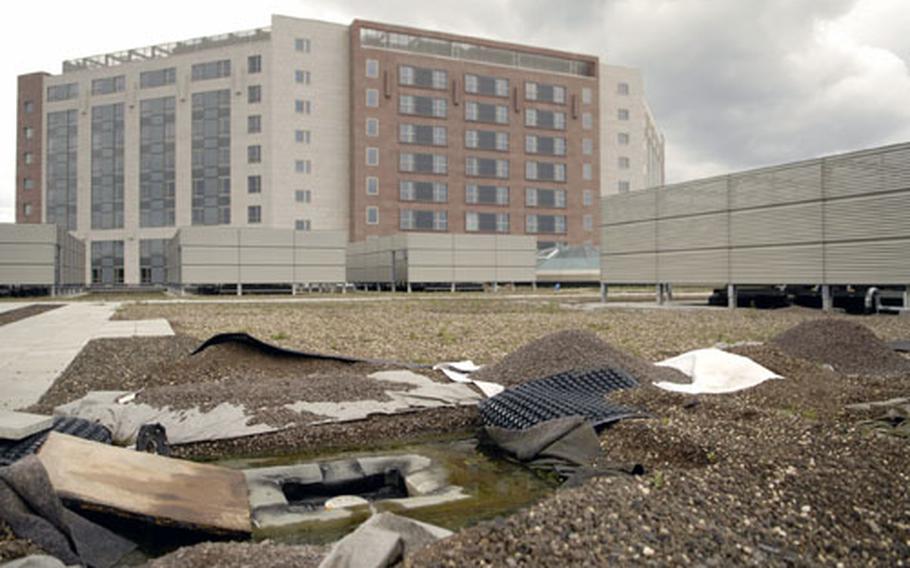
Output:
400 152 447 174
248 115 261 134
466 212 509 233
466 157 509 178
24 101 34 113
90 103 125 230
400 181 448 203
525 135 566 156
617 82 630 95
91 75 125 95
582 87 592 104
46 109 79 230
399 95 447 118
464 74 509 97
23 152 33 165
400 209 447 231
400 124 447 146
295 38 311 52
295 69 311 84
582 112 593 130
366 59 379 78
295 219 311 231
618 132 630 145
618 180 630 193
248 55 262 74
366 147 379 166
295 99 311 114
366 176 379 195
525 108 565 130
366 206 379 225
583 190 593 206
582 138 593 155
525 161 566 182
295 129 311 143
583 214 593 231
465 184 509 205
366 118 379 137
525 81 566 104
248 205 261 224
47 83 79 102
466 130 509 151
24 203 32 216
140 96 176 228
248 85 262 103
247 145 262 164
295 190 312 203
582 163 593 180
295 160 312 174
140 68 176 89
526 214 566 234
366 88 379 107
91 240 125 285
23 178 34 190
192 60 231 81
525 188 566 208
618 108 630 120
466 101 509 124
24 126 33 139
618 156 630 169
399 65 448 89
247 175 261 193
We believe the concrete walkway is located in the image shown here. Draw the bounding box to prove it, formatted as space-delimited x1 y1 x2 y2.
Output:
0 303 173 411
0 302 33 315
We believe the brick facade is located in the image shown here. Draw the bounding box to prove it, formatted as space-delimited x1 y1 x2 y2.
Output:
16 73 47 224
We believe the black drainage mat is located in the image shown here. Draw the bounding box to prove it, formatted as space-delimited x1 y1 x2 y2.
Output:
889 340 910 353
479 368 640 430
0 417 112 466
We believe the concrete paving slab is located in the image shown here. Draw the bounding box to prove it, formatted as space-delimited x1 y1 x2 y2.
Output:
0 409 53 440
0 303 174 411
0 302 32 315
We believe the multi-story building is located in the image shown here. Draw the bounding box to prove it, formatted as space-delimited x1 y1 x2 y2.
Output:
14 14 663 285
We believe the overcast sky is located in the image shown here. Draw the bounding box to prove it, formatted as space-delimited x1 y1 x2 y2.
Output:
2 0 909 222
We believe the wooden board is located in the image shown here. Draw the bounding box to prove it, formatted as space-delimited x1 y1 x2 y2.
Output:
37 432 251 534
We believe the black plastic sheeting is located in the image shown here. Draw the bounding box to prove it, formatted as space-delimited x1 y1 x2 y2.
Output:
0 417 112 466
479 368 641 431
192 332 429 369
889 340 910 353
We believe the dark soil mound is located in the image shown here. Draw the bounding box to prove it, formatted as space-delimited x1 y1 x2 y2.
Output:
472 329 687 387
770 319 910 377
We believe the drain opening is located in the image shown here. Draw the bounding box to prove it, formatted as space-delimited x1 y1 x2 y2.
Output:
281 468 408 510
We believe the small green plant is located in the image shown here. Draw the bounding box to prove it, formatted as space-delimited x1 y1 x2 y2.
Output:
271 332 289 341
651 471 665 489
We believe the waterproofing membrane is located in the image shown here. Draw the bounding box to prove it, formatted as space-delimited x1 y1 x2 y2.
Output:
0 417 111 466
479 368 640 430
192 332 429 369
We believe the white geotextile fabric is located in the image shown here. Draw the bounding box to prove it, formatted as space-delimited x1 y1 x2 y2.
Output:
654 348 782 394
432 360 504 398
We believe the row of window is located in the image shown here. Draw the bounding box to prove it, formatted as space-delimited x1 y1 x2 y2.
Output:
362 208 590 233
364 179 594 207
365 149 589 182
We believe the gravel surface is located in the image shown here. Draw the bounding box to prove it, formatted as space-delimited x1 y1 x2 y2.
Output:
771 318 910 377
0 304 61 327
472 329 688 387
145 540 325 568
0 522 44 563
411 342 910 566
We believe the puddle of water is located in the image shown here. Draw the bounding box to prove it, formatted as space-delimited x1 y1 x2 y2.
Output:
217 438 555 545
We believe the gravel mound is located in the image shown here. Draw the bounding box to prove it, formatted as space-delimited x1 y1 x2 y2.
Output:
770 319 910 377
472 329 687 387
145 541 325 568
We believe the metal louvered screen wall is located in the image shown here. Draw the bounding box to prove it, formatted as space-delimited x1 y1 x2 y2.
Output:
601 142 910 286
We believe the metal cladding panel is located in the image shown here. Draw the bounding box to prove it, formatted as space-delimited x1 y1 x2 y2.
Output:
0 243 56 264
600 253 657 283
181 247 239 265
454 249 496 267
239 247 294 266
294 249 345 267
409 266 455 282
730 245 823 284
657 250 728 284
294 230 347 249
389 234 408 250
405 233 454 250
496 250 536 268
0 265 55 285
408 249 454 266
240 266 295 284
729 163 822 209
880 147 910 192
657 178 727 217
603 221 655 254
496 267 536 282
825 153 885 199
177 227 239 247
496 235 536 251
0 224 56 243
182 266 240 284
240 229 294 247
454 234 496 250
602 188 657 224
825 191 910 242
825 239 910 284
454 267 497 282
296 266 346 283
657 213 728 251
730 203 823 247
